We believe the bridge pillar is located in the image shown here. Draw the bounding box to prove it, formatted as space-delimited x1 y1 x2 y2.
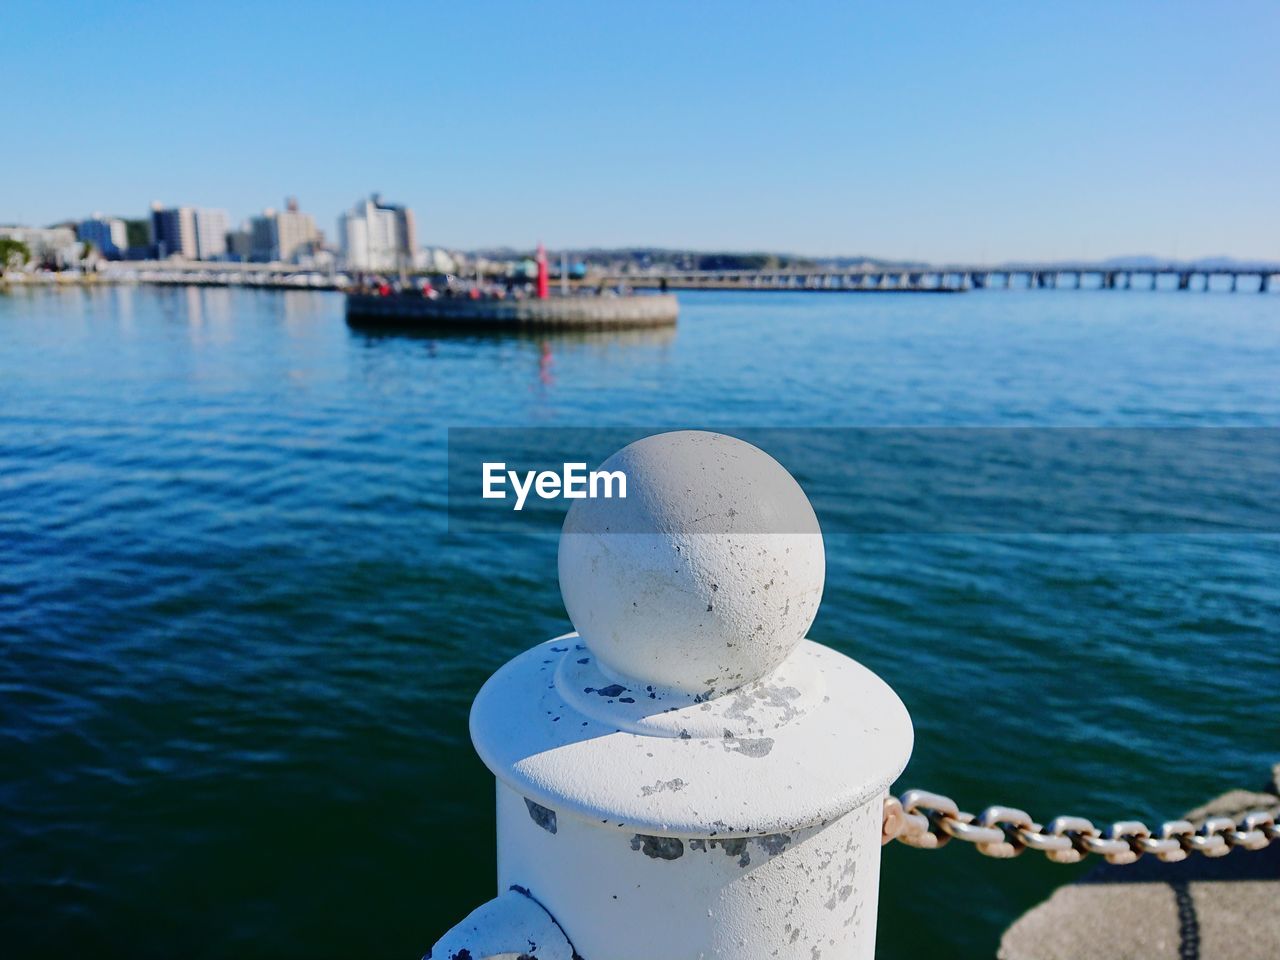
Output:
1151 272 1159 290
1230 273 1238 292
1121 272 1131 289
1178 272 1191 291
1261 274 1271 294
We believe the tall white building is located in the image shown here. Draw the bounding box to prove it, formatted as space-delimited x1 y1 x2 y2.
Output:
245 198 319 263
338 194 414 271
275 204 318 263
338 213 368 269
194 208 229 260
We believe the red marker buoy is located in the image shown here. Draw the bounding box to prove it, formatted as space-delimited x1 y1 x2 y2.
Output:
536 242 550 300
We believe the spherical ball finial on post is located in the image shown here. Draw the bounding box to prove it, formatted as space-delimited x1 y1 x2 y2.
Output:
557 430 825 699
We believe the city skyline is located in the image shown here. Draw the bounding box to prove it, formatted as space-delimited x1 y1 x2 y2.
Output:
4 1 1278 262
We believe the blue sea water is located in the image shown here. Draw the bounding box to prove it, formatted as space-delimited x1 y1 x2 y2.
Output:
1 284 1277 958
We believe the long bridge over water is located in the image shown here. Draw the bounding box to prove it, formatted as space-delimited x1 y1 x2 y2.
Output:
604 264 1276 294
69 259 1280 295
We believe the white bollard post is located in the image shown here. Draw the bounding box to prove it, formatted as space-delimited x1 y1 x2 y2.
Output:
429 430 914 960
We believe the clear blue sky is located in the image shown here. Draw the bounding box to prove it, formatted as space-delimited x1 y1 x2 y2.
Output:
4 1 1277 262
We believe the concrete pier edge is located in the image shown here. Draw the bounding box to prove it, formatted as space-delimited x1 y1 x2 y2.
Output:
999 762 1280 960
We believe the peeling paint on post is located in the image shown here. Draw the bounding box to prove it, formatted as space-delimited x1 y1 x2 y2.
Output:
524 798 558 835
427 431 914 959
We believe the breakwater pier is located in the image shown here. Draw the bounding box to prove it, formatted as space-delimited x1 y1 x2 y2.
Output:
604 263 1277 293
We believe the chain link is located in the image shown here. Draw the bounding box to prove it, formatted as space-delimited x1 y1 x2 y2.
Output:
882 789 1279 864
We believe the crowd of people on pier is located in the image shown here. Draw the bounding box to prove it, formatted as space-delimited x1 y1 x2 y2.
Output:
348 274 634 300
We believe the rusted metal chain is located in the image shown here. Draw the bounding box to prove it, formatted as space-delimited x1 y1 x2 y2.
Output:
881 790 1279 864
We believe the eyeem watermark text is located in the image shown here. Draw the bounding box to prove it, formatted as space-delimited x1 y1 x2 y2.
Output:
483 462 627 511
